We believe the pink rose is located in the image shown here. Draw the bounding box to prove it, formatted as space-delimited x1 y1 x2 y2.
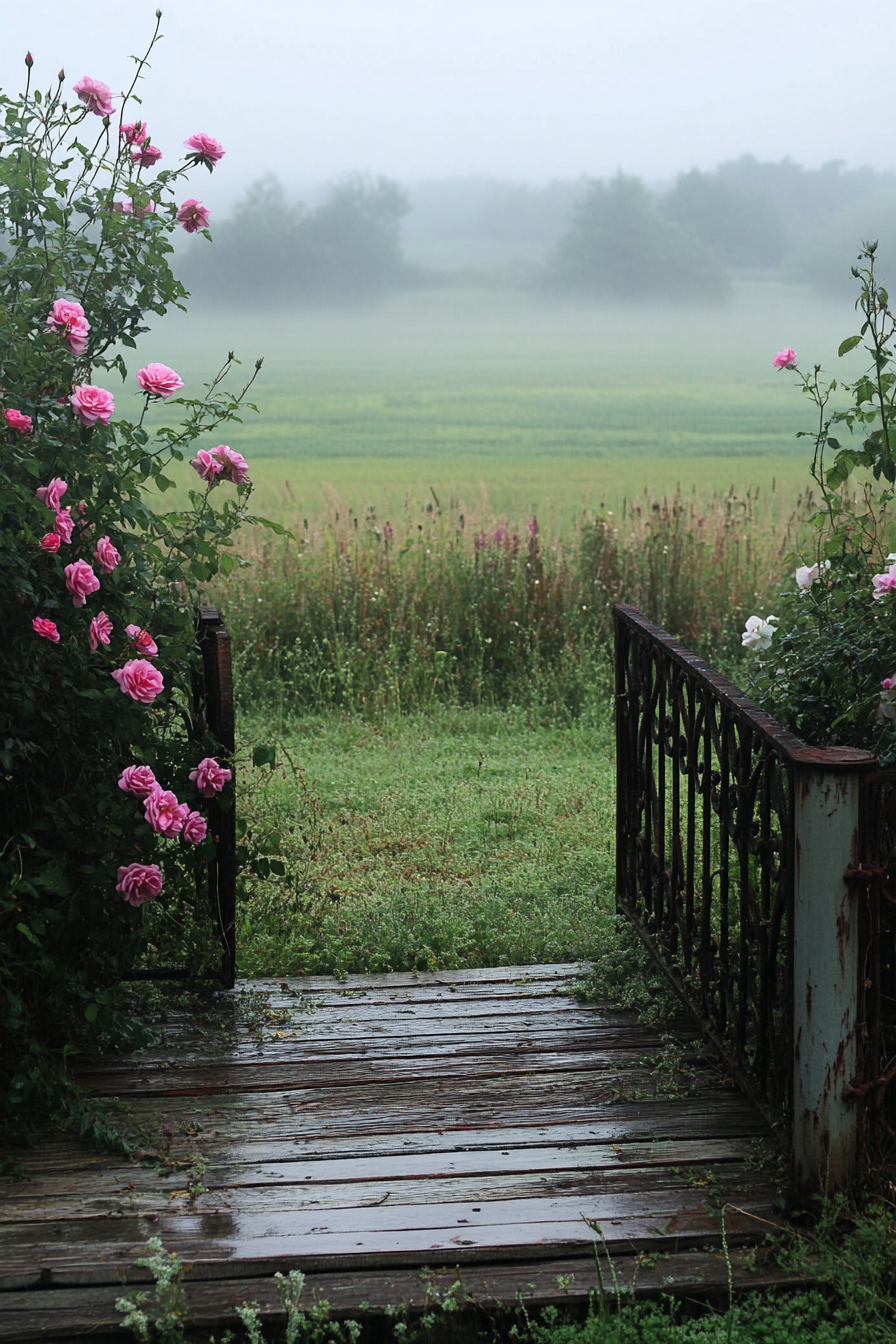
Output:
64 559 100 607
112 658 164 703
70 385 114 427
183 133 225 166
5 408 32 435
131 143 162 169
137 363 184 399
40 533 61 553
116 862 163 908
114 198 156 218
54 508 74 544
46 299 90 355
72 76 115 118
189 756 232 797
773 348 798 370
36 477 68 511
118 764 158 798
65 315 90 356
189 448 224 483
125 624 159 658
211 445 250 485
144 787 190 838
872 565 896 600
89 611 113 651
176 199 211 233
94 536 121 573
880 677 896 723
32 617 60 643
181 810 208 845
120 121 147 146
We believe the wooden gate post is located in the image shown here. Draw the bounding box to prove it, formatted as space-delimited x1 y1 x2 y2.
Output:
791 748 875 1193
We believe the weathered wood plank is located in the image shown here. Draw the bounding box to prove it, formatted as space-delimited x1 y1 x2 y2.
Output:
0 1198 781 1290
0 1160 771 1224
75 1050 713 1099
0 1137 763 1209
0 1250 815 1341
249 964 585 991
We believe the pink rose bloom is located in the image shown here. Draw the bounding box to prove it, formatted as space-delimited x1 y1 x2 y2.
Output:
32 617 60 643
72 76 115 118
131 143 162 169
125 624 159 658
112 658 164 704
189 756 232 797
182 810 208 845
211 445 250 485
64 559 100 607
46 299 90 355
183 133 225 166
118 764 158 798
773 348 798 370
176 198 211 233
70 385 114 427
94 535 121 573
137 363 184 399
89 611 113 651
189 448 224 483
40 533 61 553
54 508 74 544
872 565 896 600
880 677 896 723
65 315 90 356
114 198 155 217
5 408 32 435
36 477 68 511
116 862 163 908
144 787 190 838
120 121 147 146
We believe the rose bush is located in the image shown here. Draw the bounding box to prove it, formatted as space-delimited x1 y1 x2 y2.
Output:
0 22 285 1139
741 244 896 762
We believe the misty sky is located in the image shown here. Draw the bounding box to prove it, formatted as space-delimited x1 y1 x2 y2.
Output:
5 0 896 210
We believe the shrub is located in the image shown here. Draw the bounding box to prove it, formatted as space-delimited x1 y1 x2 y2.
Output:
0 24 280 1138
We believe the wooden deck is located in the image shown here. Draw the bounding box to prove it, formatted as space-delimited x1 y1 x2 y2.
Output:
0 963 799 1340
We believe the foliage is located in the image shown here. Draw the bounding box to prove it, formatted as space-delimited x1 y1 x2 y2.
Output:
0 24 280 1140
184 172 415 304
662 168 788 270
742 245 896 762
213 488 796 720
786 191 896 296
542 175 729 304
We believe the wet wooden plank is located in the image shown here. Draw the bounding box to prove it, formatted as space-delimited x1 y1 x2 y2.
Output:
0 1160 771 1224
76 1050 714 1098
249 964 584 991
0 1198 781 1289
0 1137 762 1209
0 1250 815 1341
76 1024 678 1074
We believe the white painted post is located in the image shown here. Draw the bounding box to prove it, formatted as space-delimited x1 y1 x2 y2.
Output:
792 750 873 1193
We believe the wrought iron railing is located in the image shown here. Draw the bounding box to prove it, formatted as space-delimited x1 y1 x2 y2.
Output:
614 603 881 1189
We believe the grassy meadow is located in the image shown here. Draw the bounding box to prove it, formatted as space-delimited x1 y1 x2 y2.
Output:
143 277 851 528
127 275 856 980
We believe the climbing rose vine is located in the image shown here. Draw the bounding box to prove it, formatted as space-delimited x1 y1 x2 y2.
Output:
0 19 284 1138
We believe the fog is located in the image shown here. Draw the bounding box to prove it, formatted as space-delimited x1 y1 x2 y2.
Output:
4 0 896 213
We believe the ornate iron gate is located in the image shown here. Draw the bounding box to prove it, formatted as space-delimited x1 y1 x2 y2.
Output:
614 602 890 1191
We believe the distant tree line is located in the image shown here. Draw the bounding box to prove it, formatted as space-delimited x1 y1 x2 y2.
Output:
184 158 896 306
182 174 416 303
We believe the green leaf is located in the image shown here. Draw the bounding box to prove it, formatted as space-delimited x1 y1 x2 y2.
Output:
16 922 40 946
84 1003 99 1023
252 744 277 769
838 335 862 357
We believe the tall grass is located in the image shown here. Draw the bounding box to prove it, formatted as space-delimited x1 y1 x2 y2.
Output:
212 486 806 719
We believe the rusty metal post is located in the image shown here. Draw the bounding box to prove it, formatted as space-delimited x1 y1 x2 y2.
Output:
791 748 875 1193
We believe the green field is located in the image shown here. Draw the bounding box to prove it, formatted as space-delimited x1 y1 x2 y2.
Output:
140 278 853 530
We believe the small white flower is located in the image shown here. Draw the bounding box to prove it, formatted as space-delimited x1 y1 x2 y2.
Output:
742 615 778 651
